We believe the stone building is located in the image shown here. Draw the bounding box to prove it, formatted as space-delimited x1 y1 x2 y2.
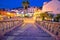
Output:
42 0 60 14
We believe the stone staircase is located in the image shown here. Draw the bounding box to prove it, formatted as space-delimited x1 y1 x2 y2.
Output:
2 23 55 40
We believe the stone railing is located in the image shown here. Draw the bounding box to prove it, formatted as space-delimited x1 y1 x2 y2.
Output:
36 21 60 40
0 19 23 37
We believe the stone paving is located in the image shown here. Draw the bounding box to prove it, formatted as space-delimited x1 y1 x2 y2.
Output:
3 23 55 40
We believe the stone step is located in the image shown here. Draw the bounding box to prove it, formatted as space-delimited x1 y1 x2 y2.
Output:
3 23 55 40
3 36 55 40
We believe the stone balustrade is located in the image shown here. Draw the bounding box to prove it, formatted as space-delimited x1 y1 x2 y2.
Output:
36 21 60 40
0 19 23 37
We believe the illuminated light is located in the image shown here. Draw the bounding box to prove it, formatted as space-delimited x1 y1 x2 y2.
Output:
33 8 42 20
36 18 42 21
0 18 3 20
6 12 11 17
16 13 19 14
16 12 21 16
17 14 21 16
25 14 28 16
52 18 54 21
45 17 47 19
8 16 10 18
24 18 35 23
21 14 24 17
29 14 32 16
7 12 10 15
10 14 15 17
21 12 24 14
0 15 3 20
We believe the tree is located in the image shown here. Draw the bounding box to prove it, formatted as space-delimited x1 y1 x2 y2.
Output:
49 14 54 18
22 0 29 10
54 14 60 22
22 0 29 17
40 12 49 21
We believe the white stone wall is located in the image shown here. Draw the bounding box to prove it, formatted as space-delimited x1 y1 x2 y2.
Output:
42 0 60 14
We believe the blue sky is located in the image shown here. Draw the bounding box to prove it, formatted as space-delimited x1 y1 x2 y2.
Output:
0 0 50 9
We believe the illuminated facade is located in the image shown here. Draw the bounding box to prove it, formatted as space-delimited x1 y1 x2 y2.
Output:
42 0 60 14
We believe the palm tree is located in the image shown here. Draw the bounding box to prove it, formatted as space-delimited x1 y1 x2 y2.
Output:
22 0 29 17
22 0 29 10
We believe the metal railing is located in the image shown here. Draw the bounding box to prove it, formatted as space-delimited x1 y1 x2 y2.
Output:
0 19 23 37
36 21 60 40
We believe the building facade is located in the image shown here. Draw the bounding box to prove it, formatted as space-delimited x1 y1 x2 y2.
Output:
42 0 60 14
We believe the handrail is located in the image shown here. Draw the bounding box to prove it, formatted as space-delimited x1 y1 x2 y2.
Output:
0 19 23 37
36 21 60 40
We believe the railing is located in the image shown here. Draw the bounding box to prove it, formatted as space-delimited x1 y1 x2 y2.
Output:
36 21 60 40
0 19 23 37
